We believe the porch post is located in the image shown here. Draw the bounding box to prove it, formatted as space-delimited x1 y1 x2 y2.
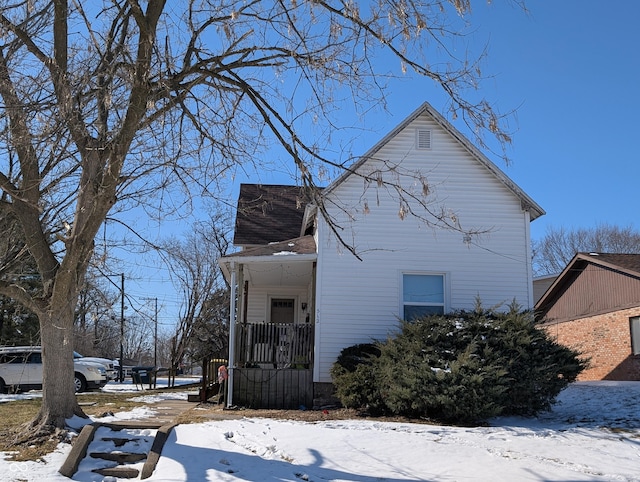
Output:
238 266 245 324
310 262 317 324
227 261 237 407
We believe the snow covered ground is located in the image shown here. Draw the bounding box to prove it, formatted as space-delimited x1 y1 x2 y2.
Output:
2 381 640 481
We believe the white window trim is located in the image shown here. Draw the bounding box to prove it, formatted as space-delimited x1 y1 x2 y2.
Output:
400 271 449 319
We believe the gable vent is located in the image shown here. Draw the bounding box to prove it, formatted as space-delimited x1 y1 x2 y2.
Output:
416 129 432 149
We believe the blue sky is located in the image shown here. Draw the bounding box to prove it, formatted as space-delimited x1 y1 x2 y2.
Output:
402 2 638 241
234 1 640 242
123 1 640 331
461 1 640 242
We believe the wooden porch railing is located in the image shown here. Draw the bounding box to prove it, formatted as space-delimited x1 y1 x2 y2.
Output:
235 322 314 368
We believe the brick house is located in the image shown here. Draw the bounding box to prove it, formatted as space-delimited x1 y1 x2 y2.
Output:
535 252 640 380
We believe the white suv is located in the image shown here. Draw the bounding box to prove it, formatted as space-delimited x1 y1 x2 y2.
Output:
0 346 107 393
73 351 118 380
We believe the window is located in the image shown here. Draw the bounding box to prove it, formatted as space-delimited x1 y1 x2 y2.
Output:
630 316 640 355
402 273 445 320
27 352 42 363
8 353 26 364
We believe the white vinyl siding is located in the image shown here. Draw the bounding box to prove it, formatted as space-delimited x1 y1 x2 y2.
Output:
313 112 535 383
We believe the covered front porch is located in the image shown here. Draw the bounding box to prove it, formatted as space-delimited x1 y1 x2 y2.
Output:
219 236 317 408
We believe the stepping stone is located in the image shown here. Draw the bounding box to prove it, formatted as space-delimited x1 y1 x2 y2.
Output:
90 451 147 463
101 437 140 447
92 466 140 478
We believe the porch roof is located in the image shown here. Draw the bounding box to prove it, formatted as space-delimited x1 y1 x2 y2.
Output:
218 235 317 286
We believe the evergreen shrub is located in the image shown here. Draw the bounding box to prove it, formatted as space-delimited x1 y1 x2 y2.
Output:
331 305 586 424
329 343 386 415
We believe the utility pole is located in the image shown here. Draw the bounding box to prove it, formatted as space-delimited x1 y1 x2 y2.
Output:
119 273 125 382
143 297 159 367
105 273 126 382
154 297 158 367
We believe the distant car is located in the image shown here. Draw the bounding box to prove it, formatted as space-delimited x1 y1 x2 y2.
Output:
0 346 107 393
73 352 119 380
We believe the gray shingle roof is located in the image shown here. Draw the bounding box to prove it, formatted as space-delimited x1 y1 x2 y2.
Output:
577 253 640 276
233 184 308 246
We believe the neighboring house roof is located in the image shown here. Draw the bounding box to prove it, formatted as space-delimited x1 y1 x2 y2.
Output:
588 253 640 273
323 101 545 221
233 184 310 246
536 252 640 322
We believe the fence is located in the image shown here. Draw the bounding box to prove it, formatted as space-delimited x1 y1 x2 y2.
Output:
232 322 314 408
232 367 313 409
235 322 314 368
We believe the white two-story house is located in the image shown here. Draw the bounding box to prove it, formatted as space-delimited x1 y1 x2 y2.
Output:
219 101 544 409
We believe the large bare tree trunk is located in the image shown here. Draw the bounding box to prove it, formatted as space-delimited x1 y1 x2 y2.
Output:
30 262 88 429
38 313 81 427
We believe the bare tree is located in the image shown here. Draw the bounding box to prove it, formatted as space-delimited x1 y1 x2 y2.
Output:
122 314 154 365
0 202 41 344
0 0 522 434
73 274 121 358
533 223 640 275
155 330 176 369
164 212 231 375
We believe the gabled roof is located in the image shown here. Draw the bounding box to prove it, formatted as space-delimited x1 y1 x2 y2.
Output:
233 184 309 246
535 252 640 318
323 101 545 221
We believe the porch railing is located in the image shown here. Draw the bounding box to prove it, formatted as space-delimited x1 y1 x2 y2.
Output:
235 322 314 368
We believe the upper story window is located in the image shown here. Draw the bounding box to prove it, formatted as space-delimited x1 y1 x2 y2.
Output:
402 273 445 320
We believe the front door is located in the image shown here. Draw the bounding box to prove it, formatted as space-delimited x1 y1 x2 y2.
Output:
271 298 294 324
271 298 295 367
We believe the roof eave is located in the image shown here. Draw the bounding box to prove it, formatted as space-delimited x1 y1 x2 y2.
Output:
218 253 318 282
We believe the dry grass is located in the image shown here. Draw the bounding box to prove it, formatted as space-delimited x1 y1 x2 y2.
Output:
185 403 430 425
0 398 59 461
0 391 149 461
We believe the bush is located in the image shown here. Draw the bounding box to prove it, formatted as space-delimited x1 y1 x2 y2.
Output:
330 344 386 414
331 306 586 424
